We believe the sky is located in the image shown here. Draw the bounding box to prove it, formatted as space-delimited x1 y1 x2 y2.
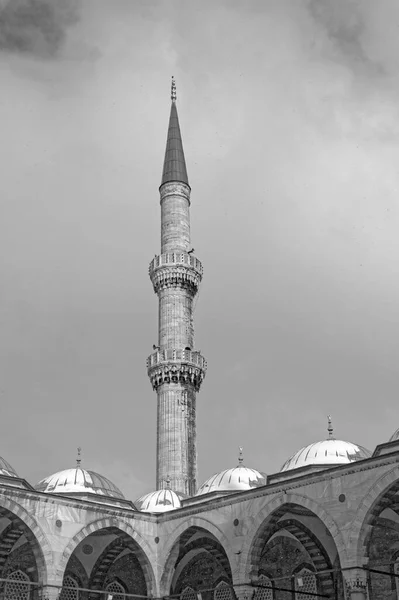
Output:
0 0 398 501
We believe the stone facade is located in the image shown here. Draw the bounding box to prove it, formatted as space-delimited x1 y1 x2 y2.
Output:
0 444 398 600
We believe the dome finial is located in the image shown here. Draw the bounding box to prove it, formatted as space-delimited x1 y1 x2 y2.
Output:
165 474 171 489
327 415 334 439
171 76 177 103
76 446 82 467
238 446 244 467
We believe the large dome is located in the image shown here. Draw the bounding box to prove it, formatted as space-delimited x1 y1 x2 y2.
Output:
0 457 19 478
281 417 371 472
135 489 182 513
35 467 125 499
196 450 266 496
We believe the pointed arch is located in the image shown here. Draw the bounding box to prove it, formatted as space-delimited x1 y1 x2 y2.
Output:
57 518 156 596
239 492 346 582
0 496 52 585
348 467 399 565
160 517 235 596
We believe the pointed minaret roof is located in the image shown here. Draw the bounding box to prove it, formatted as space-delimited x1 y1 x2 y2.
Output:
161 76 189 187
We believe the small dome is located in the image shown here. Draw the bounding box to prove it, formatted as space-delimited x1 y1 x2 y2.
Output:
0 457 19 478
196 449 266 496
197 466 266 496
281 417 371 472
35 467 124 499
389 428 399 442
135 489 182 513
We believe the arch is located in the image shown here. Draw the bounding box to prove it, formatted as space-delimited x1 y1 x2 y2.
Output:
0 496 52 585
160 517 235 596
240 492 346 582
58 518 157 596
349 467 399 565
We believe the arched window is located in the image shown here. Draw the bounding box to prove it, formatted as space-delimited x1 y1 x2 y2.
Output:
105 580 125 600
4 570 30 600
60 575 79 600
254 575 273 600
214 581 233 600
181 587 196 600
295 568 317 600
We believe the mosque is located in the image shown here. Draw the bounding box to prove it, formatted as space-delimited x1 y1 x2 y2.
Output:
1 78 399 600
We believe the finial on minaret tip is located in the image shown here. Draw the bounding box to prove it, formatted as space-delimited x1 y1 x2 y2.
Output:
327 415 334 439
76 447 82 467
238 446 244 467
171 76 177 102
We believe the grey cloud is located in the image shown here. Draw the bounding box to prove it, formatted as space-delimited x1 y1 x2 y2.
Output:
0 0 79 58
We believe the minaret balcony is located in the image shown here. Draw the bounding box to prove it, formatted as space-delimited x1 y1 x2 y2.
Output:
147 348 207 392
149 253 203 294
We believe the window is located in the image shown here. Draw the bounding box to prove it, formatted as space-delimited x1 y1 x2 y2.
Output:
60 576 79 600
214 582 233 600
295 568 317 600
254 575 273 600
181 587 196 600
4 570 30 600
105 581 125 600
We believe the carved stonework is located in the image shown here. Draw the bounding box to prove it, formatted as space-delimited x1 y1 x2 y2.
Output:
160 181 191 203
149 253 203 295
147 354 206 392
344 570 368 598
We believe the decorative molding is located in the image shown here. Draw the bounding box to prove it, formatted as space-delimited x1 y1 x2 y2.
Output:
147 350 207 392
149 253 203 295
160 181 191 204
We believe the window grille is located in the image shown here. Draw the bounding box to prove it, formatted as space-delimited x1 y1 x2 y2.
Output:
295 568 317 600
4 570 30 600
214 582 232 600
254 575 273 600
105 581 125 600
180 587 196 600
60 576 79 600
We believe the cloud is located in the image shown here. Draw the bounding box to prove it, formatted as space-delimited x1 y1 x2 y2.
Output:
0 0 80 58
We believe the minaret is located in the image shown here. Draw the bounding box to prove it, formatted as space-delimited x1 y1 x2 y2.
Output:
147 78 206 497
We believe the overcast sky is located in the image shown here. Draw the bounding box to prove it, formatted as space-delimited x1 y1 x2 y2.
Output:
0 0 398 501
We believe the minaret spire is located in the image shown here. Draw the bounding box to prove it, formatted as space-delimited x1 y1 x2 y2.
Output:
147 79 206 496
161 76 189 188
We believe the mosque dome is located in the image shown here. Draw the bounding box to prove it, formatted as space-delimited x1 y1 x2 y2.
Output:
35 451 124 499
135 488 182 513
196 449 266 496
0 457 19 478
389 428 399 442
280 417 371 472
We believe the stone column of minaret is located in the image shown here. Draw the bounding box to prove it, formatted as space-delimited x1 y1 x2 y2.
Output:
147 78 207 497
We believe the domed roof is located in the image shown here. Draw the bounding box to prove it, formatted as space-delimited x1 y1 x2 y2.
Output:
280 417 371 472
389 428 399 442
135 488 182 513
196 449 266 496
0 457 19 478
35 452 124 499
